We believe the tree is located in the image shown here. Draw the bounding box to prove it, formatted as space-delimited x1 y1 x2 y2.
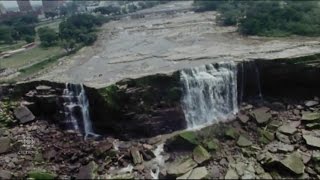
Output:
38 27 58 47
62 39 76 52
0 26 13 44
24 35 35 43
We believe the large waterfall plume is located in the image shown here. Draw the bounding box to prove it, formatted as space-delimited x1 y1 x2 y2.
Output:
62 83 99 139
180 62 238 129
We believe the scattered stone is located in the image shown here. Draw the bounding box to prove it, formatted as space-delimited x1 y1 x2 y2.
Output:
43 149 57 161
276 132 291 144
0 170 11 179
141 149 155 161
0 137 10 154
280 151 305 175
302 112 320 121
13 105 35 124
176 170 192 179
188 167 208 179
224 167 238 179
277 143 294 153
278 125 297 135
203 139 219 151
259 172 272 179
258 129 274 144
251 107 272 124
305 100 319 107
167 158 197 176
237 135 252 147
130 147 143 165
300 151 311 164
225 127 239 139
312 151 320 162
237 113 250 123
193 145 210 164
142 144 153 150
303 134 320 148
36 85 52 91
77 161 97 179
293 109 300 116
133 164 144 172
108 173 134 179
165 131 198 151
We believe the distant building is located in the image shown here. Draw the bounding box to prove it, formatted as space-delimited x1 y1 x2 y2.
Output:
17 0 33 12
42 0 59 12
0 2 6 15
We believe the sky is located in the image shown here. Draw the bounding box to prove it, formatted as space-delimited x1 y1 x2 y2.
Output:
1 0 43 9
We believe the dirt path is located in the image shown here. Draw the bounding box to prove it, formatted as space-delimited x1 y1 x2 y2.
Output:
36 1 320 88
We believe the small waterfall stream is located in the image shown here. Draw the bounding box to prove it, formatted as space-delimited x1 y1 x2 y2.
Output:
62 83 99 139
180 62 238 129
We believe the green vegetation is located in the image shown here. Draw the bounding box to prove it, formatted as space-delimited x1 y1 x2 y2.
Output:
193 0 320 37
0 46 62 69
0 100 18 128
0 14 38 44
38 27 59 47
27 170 56 180
59 14 104 46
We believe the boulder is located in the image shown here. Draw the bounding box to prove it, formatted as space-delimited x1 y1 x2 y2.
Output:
302 112 320 121
188 167 208 179
304 100 319 107
276 132 291 144
237 113 250 123
130 147 143 165
193 145 210 164
237 135 252 147
251 107 271 124
225 127 239 139
0 137 10 154
167 158 197 176
165 131 198 152
13 105 35 124
280 151 305 175
0 170 11 179
259 172 272 179
303 135 320 148
203 139 219 151
278 125 297 135
36 85 52 91
225 167 239 179
77 161 97 179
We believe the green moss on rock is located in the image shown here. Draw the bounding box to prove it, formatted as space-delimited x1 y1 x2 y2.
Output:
28 170 56 180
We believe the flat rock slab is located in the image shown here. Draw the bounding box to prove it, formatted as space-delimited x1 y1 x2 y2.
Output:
0 137 10 154
177 167 208 179
278 125 297 135
13 105 35 124
237 113 250 123
193 145 210 164
305 100 319 107
167 158 198 176
251 107 271 124
303 135 320 148
302 112 320 121
280 151 305 175
237 135 252 147
0 169 11 179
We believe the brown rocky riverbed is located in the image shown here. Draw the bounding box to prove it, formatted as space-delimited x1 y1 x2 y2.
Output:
1 96 320 179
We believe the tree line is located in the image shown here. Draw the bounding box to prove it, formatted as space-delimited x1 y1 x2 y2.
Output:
194 0 320 36
0 15 38 44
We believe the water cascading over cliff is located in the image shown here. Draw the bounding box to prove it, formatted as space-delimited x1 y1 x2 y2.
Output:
62 83 98 139
180 62 238 129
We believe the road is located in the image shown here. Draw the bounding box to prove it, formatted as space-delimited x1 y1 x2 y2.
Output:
36 1 320 88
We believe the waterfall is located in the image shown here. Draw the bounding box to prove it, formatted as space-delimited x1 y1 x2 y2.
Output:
62 83 99 139
180 62 238 129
